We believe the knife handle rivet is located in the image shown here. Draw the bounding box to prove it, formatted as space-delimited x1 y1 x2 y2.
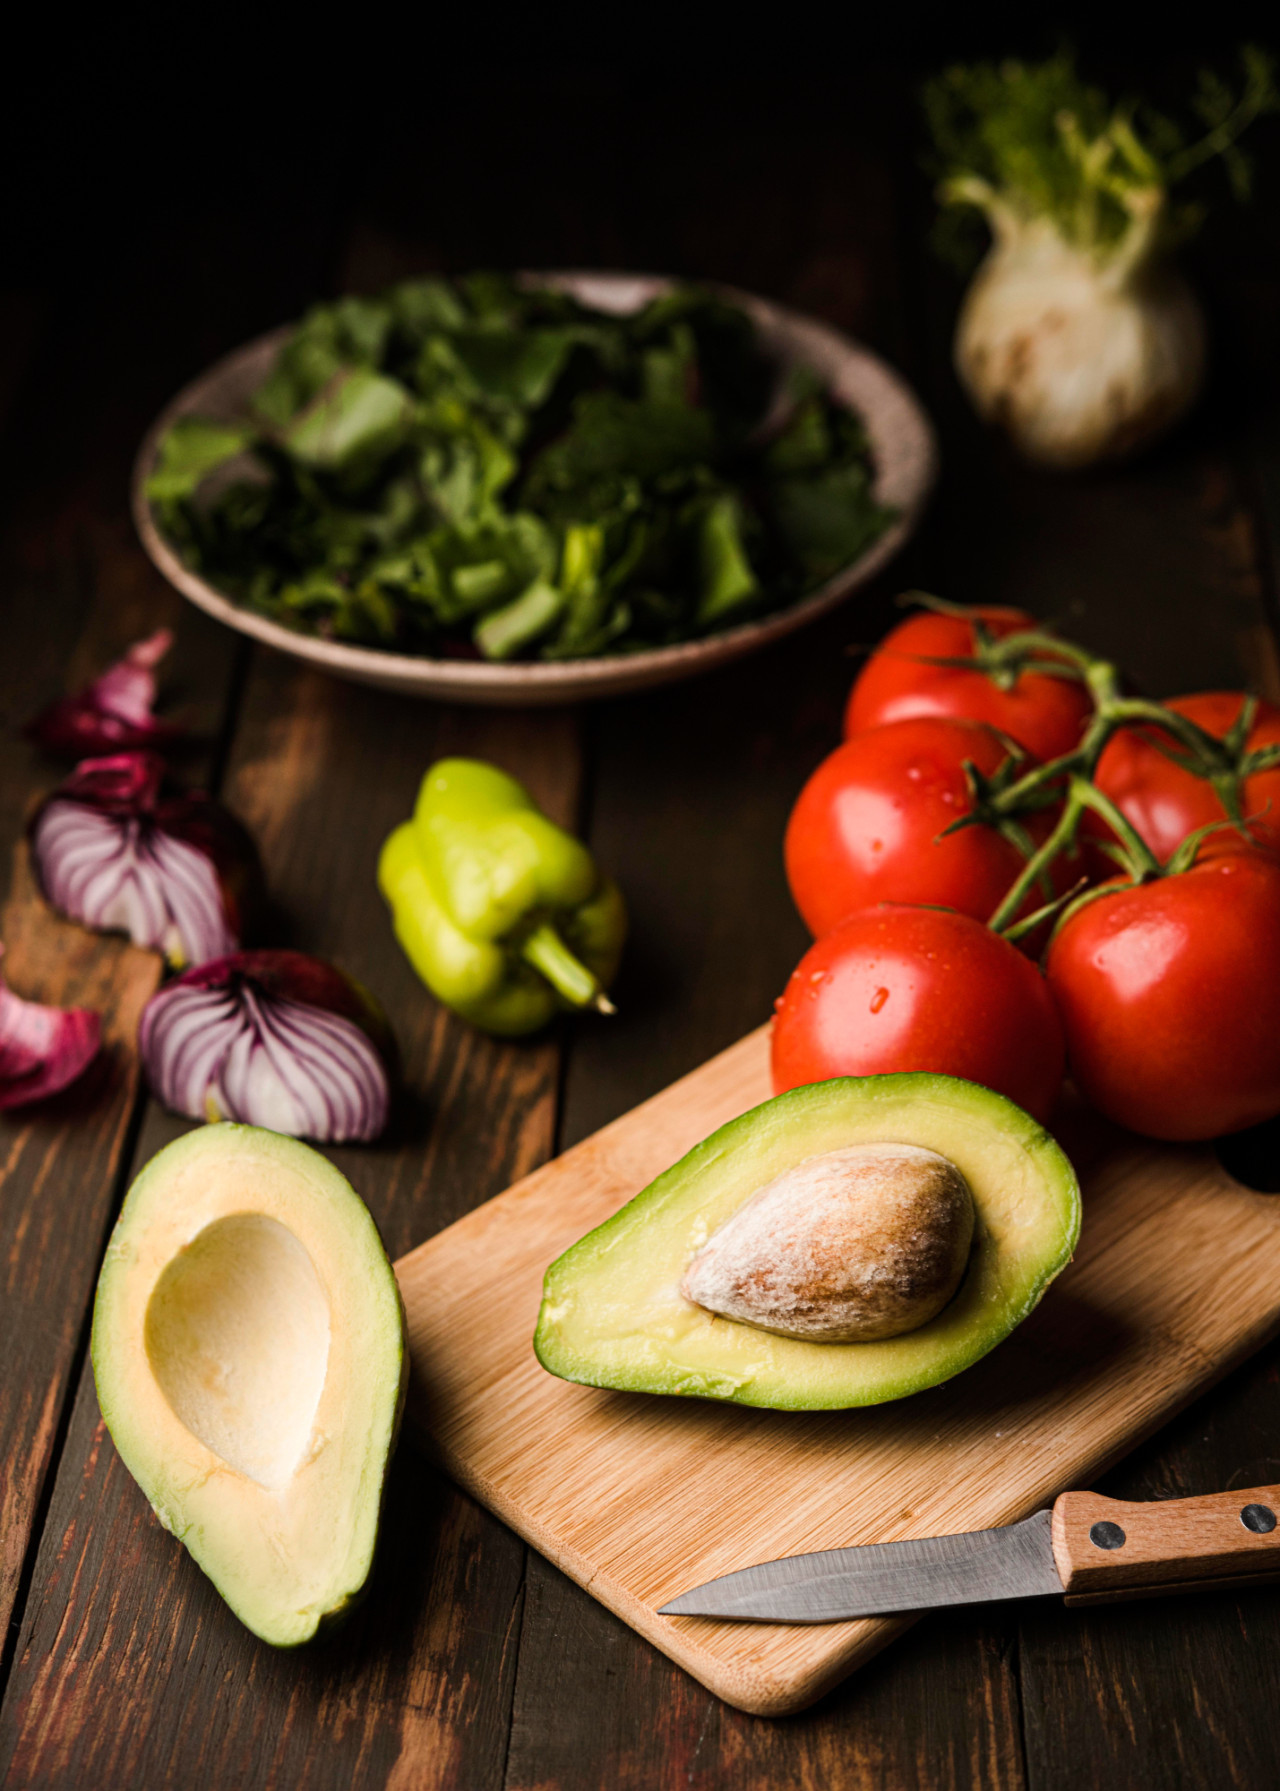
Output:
1089 1521 1127 1550
1240 1504 1277 1534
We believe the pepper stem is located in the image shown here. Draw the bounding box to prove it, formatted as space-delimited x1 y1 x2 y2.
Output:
520 922 614 1014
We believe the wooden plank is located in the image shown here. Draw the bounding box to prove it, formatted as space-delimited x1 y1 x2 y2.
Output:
0 357 244 1661
483 84 1027 1787
488 78 1262 1787
1018 1349 1280 1791
495 80 1003 1791
1013 402 1280 1791
488 147 1280 1756
6 60 1279 1789
505 1562 1025 1791
0 637 582 1788
506 599 1019 1782
1 1363 528 1791
0 197 331 1778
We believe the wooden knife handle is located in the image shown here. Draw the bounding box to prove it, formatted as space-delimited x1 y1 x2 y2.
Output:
1052 1484 1280 1597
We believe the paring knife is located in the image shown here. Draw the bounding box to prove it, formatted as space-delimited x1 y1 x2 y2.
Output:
659 1484 1280 1622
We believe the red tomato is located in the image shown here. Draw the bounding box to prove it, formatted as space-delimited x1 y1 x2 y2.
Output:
846 606 1092 762
1091 692 1280 863
771 905 1065 1123
785 716 1071 938
1045 845 1280 1140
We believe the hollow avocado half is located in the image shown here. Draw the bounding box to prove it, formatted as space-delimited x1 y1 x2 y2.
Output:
92 1123 407 1646
534 1073 1081 1410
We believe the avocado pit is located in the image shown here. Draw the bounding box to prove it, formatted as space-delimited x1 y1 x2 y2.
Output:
679 1142 975 1343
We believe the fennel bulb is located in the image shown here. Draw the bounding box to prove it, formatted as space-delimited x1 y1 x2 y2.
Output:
954 215 1206 468
924 48 1276 469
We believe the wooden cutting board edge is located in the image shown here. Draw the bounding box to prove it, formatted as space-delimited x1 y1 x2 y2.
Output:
394 1028 1280 1717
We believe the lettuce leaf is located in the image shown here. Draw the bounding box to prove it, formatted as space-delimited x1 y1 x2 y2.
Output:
148 276 895 661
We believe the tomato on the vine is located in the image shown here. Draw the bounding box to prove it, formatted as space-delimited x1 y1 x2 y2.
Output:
846 605 1092 762
1091 691 1280 863
785 715 1075 938
1045 844 1280 1140
771 904 1065 1123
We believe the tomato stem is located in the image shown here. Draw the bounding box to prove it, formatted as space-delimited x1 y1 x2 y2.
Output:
987 790 1084 935
983 655 1246 822
987 776 1161 937
1000 876 1090 944
893 605 1273 932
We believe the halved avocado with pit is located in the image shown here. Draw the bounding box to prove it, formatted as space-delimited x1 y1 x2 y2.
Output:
92 1123 406 1645
534 1073 1080 1410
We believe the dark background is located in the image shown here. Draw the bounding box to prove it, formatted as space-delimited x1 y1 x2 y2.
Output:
8 13 1280 305
2 11 1280 1789
5 12 1280 518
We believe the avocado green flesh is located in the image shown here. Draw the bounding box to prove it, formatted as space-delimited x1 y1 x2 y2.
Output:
92 1124 406 1646
534 1074 1080 1410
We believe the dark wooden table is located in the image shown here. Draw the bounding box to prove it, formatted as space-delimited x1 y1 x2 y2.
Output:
2 43 1279 1789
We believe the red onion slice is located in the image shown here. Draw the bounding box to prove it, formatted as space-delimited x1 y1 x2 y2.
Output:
29 753 260 968
139 951 393 1143
32 804 237 966
0 944 101 1111
26 630 183 757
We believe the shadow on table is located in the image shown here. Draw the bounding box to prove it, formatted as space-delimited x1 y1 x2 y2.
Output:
1214 1114 1280 1194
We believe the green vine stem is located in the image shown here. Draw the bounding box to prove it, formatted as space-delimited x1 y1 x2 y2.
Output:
969 628 1274 817
987 777 1162 936
905 604 1278 934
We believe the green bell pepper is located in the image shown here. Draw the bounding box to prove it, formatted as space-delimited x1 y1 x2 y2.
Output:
378 757 627 1036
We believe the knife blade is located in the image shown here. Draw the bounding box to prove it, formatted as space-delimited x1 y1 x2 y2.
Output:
659 1509 1062 1621
659 1482 1280 1623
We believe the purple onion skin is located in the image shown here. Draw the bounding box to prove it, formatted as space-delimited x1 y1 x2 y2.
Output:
28 752 263 969
0 945 101 1111
139 950 394 1144
26 630 184 759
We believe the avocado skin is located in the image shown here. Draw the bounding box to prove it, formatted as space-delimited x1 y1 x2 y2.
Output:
534 1073 1081 1411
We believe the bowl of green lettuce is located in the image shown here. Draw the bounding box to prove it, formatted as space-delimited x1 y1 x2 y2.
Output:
133 272 935 704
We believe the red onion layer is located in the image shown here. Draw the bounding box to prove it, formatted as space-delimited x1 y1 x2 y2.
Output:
139 950 393 1143
0 944 101 1111
26 630 183 757
29 753 260 968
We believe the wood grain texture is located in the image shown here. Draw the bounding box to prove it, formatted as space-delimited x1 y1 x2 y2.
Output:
0 1366 527 1791
0 646 583 1790
2 44 1279 1790
0 185 335 1712
472 67 1280 1778
505 564 1028 1784
1012 357 1280 1791
0 514 240 1659
504 1557 1026 1791
1051 1485 1280 1594
394 1025 1280 1715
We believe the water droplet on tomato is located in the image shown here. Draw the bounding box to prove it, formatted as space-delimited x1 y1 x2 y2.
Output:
870 986 890 1013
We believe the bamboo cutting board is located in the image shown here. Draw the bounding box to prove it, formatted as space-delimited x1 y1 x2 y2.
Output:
394 1028 1280 1717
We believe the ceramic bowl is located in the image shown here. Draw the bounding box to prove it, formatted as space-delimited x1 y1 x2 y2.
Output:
132 273 937 705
